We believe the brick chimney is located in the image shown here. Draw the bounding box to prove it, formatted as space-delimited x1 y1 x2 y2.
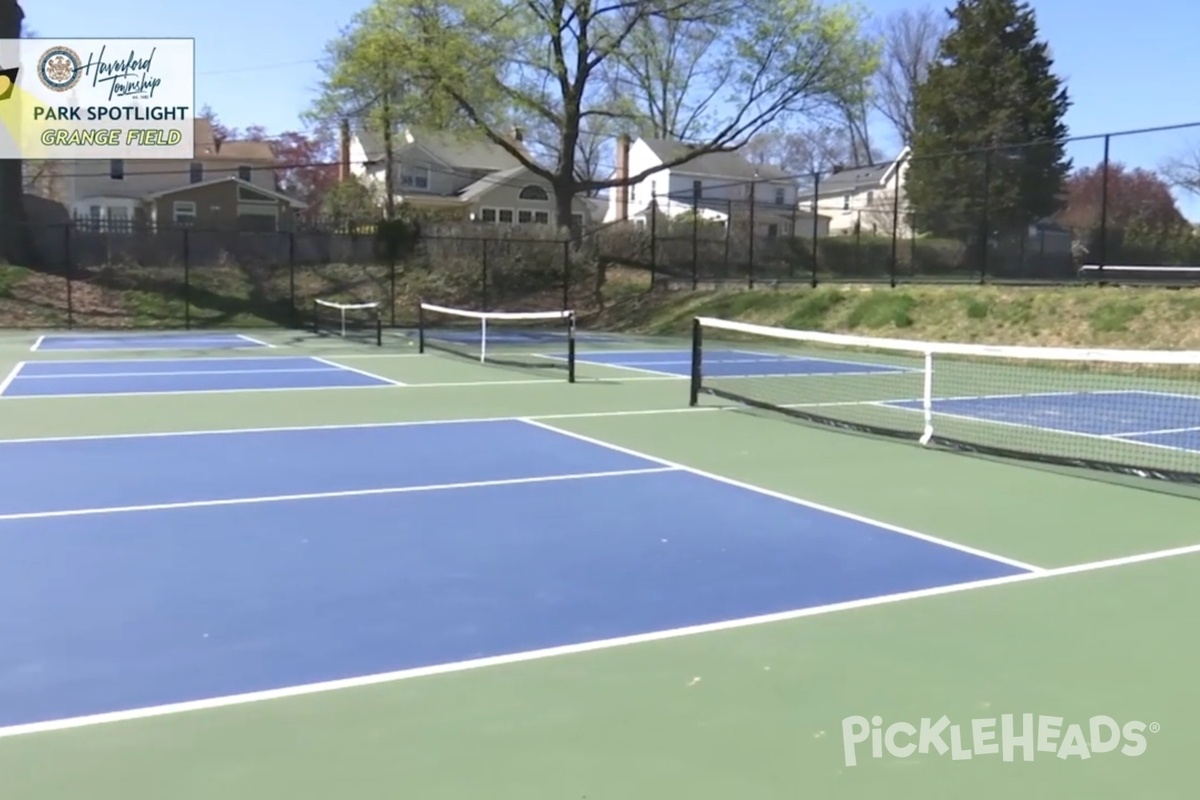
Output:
339 119 351 182
615 134 631 221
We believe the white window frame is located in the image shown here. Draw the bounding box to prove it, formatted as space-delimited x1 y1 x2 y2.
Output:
172 200 197 225
533 210 549 224
237 165 252 182
110 159 124 180
479 208 497 222
518 209 533 224
497 208 514 224
774 187 785 205
766 223 779 238
518 185 548 201
400 167 430 189
842 193 851 210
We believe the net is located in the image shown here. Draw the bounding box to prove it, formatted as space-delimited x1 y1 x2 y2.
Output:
418 302 576 382
689 316 1200 485
313 299 382 346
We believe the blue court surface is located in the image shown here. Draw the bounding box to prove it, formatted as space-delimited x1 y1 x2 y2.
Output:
0 357 399 398
0 418 1030 729
33 332 271 352
579 348 915 378
883 390 1200 452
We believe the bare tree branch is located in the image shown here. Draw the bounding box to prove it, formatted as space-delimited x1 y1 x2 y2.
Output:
873 6 948 146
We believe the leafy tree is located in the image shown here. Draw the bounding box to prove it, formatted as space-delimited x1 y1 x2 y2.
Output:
310 0 876 227
320 179 379 228
197 107 338 213
906 0 1070 242
1059 162 1186 233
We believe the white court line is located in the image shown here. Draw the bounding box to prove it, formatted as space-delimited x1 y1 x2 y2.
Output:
878 400 1200 457
575 358 686 378
10 356 324 365
309 356 406 387
236 334 276 348
12 368 342 380
0 383 401 401
29 336 44 352
0 361 25 396
0 407 720 445
1109 425 1200 439
0 466 676 522
3 539 1198 741
520 418 1041 573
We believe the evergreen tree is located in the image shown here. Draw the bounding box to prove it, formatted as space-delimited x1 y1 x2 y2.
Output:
906 0 1070 244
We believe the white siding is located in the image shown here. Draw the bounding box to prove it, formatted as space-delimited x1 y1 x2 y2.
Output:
64 157 276 208
606 138 799 222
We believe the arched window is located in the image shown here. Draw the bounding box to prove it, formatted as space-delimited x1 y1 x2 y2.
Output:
519 185 549 201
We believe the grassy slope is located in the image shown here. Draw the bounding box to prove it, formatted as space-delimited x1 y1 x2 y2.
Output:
3 260 1200 349
596 278 1200 350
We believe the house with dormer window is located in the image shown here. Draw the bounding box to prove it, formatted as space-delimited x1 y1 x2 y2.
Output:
345 126 595 227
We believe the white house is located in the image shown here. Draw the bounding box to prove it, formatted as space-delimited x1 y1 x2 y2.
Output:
41 118 286 230
805 147 912 238
604 136 830 238
345 125 594 227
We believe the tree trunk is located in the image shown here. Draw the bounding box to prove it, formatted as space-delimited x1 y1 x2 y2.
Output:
552 177 575 232
0 1 32 265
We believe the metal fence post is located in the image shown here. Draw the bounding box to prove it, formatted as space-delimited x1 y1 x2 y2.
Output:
562 238 571 311
288 232 296 326
183 228 192 329
810 172 820 288
649 192 658 288
889 167 901 288
1098 134 1111 281
63 223 74 328
747 179 756 289
481 239 489 311
691 187 699 290
979 152 991 284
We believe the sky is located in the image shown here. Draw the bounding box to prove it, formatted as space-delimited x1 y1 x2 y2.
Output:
23 0 1200 217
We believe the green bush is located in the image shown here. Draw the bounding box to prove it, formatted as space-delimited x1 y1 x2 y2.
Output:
845 291 916 328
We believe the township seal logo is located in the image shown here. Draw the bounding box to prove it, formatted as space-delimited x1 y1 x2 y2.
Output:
37 46 82 92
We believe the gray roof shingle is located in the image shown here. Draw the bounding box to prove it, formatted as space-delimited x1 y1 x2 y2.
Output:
640 138 792 182
357 127 525 172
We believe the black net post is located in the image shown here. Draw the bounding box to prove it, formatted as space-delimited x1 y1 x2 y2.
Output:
374 307 383 346
417 301 426 353
566 313 576 384
689 317 703 406
183 228 192 330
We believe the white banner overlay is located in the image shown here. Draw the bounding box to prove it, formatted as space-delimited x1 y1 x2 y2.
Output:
0 38 195 159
